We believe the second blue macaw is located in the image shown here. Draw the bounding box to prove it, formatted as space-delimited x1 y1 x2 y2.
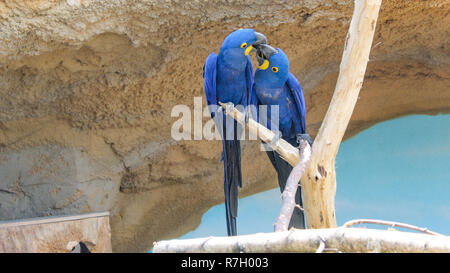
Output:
253 44 313 229
203 29 266 236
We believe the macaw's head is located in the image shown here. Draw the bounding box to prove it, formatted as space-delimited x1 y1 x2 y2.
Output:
255 44 289 87
219 29 267 67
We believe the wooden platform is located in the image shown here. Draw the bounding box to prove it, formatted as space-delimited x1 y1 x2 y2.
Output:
0 212 112 253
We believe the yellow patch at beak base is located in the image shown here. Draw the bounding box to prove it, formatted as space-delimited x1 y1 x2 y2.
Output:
245 45 253 56
259 59 269 70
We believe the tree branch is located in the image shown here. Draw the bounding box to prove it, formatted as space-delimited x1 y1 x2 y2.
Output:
273 140 311 232
153 227 450 253
342 219 445 236
218 102 301 167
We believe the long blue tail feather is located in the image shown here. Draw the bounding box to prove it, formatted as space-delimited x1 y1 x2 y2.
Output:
221 119 242 236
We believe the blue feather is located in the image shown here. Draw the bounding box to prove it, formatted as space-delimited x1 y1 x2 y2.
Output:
286 73 306 134
204 53 218 118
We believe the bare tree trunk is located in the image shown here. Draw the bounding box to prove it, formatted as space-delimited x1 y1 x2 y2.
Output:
153 227 450 253
301 0 382 229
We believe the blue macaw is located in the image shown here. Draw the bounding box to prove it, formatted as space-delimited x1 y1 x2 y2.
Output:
203 29 266 236
253 44 313 229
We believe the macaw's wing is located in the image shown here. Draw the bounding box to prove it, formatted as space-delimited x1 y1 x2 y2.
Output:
286 72 306 134
203 52 218 118
243 56 259 121
239 56 254 106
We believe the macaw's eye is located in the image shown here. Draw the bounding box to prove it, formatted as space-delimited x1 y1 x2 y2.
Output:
272 67 279 73
240 42 248 48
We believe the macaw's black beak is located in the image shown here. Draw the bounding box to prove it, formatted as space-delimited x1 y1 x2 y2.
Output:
253 32 267 47
255 44 278 67
245 32 267 56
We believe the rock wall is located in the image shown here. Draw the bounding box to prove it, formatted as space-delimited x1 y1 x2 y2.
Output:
0 0 449 252
0 212 111 253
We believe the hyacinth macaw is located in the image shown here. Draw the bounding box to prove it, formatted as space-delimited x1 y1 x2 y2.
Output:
203 29 266 236
253 44 312 229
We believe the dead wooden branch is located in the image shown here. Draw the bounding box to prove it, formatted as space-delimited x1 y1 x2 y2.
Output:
342 219 445 236
315 236 326 253
273 140 311 232
217 101 301 167
153 227 450 253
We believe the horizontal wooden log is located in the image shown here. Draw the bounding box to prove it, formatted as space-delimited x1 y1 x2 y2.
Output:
153 228 450 253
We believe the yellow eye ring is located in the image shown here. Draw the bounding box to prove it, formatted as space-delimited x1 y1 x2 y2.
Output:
240 42 248 48
272 67 279 73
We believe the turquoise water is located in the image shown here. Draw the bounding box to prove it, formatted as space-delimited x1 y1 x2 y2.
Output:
180 114 450 239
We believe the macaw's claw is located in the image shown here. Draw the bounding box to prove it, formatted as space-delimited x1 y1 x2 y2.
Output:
224 102 235 115
296 133 313 147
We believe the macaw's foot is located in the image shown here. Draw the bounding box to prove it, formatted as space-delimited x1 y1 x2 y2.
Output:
217 105 224 114
270 131 282 146
296 133 313 147
224 102 235 115
216 102 234 116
